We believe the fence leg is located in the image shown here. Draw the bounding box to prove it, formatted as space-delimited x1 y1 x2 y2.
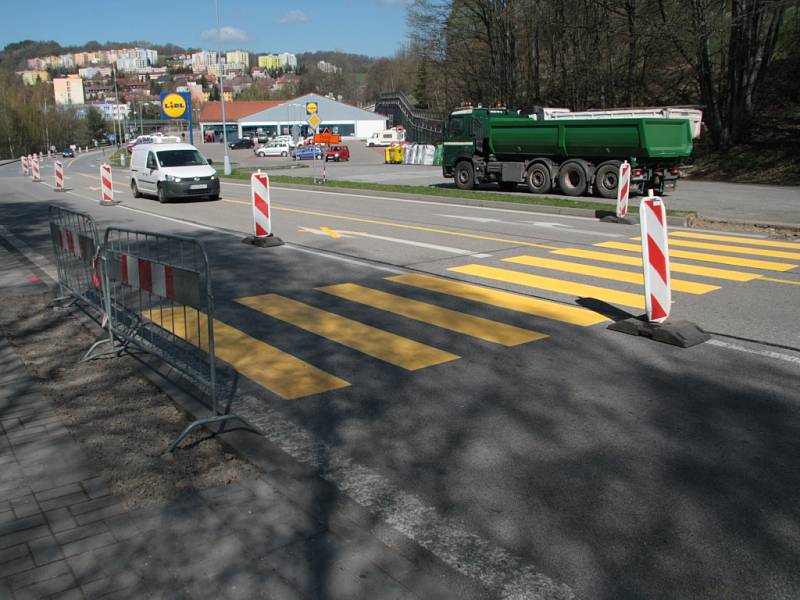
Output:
168 413 262 453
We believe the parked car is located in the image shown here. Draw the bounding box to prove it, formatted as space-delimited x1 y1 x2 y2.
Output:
255 142 291 157
294 145 324 160
325 145 350 162
228 138 254 150
62 147 75 158
130 142 219 203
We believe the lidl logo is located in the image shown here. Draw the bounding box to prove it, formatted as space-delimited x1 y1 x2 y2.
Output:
306 102 318 115
161 93 188 118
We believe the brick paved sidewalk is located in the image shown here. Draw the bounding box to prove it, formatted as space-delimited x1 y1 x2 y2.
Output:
0 245 476 600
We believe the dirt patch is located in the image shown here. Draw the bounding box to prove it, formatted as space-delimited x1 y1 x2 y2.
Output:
0 292 259 509
688 215 800 240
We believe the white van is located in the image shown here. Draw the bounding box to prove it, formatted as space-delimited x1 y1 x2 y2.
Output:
365 128 405 147
130 143 219 203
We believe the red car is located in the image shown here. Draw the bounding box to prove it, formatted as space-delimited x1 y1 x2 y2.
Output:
325 145 350 162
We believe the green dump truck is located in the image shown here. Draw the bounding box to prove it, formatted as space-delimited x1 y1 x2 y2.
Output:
442 107 693 198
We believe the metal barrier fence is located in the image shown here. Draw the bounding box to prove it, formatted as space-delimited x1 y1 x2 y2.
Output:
100 227 257 451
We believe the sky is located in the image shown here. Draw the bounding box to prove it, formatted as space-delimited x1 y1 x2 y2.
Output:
1 0 413 57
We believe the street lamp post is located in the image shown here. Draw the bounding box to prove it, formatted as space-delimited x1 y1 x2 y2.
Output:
215 0 232 175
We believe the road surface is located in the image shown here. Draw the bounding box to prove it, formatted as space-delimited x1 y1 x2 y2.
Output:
2 151 799 600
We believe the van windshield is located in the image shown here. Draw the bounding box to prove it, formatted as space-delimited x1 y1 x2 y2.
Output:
156 150 207 167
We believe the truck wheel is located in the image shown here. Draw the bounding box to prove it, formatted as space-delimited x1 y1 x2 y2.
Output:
594 162 621 199
454 161 475 190
558 161 588 196
525 164 552 194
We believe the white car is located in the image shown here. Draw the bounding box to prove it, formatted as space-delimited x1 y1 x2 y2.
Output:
255 142 291 157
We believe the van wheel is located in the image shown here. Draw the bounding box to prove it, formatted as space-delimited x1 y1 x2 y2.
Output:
594 161 621 199
131 180 142 198
526 163 552 194
558 161 588 196
454 161 475 190
281 151 288 157
157 185 169 204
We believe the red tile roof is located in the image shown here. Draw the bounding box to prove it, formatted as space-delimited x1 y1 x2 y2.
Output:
198 100 282 122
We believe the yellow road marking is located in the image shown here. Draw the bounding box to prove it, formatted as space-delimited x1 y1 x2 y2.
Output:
550 248 762 282
320 226 341 239
449 264 646 309
596 241 797 271
632 236 800 260
236 294 458 370
760 277 800 286
671 231 800 250
318 283 547 346
503 255 719 294
388 273 607 326
143 307 349 400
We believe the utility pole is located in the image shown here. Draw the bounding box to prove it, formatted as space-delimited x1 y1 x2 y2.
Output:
43 97 50 154
112 67 121 147
215 0 232 175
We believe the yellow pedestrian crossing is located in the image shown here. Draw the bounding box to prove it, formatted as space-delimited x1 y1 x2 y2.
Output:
634 237 800 261
503 255 720 294
671 231 800 250
143 307 350 400
318 283 547 346
387 273 607 326
236 294 459 370
596 241 797 271
549 248 762 282
449 264 646 309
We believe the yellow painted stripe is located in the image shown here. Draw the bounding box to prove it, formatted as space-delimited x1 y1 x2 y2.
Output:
143 307 349 400
760 277 800 286
671 231 800 250
236 294 458 370
596 241 797 272
387 273 607 326
656 238 800 260
318 283 547 346
550 248 762 282
449 264 646 309
503 255 719 295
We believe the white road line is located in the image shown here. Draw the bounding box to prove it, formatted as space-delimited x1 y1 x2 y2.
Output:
237 396 577 600
41 181 402 275
220 179 602 222
707 339 800 366
300 226 493 258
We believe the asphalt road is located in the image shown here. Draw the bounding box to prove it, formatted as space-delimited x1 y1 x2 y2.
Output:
196 140 800 227
2 151 800 600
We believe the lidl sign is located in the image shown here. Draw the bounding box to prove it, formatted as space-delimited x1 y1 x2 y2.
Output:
160 91 191 120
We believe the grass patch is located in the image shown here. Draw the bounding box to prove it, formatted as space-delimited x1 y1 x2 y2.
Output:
106 148 126 167
221 171 694 217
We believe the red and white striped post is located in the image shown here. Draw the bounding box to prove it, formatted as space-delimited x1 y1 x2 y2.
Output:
31 156 40 182
639 192 671 323
54 161 64 191
243 171 283 247
616 160 631 219
100 163 114 205
251 172 272 237
21 155 28 176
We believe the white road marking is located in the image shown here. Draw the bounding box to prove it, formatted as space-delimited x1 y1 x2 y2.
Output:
298 225 492 258
220 179 602 222
708 339 800 366
237 396 577 600
524 221 625 237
